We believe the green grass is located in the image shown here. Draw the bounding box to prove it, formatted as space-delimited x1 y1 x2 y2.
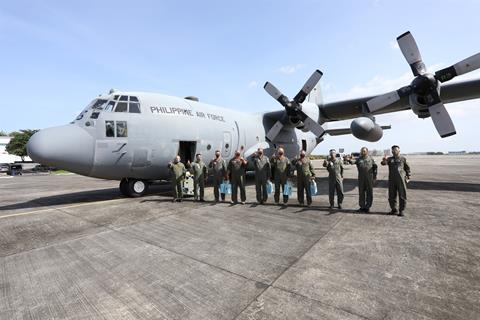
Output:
52 169 71 175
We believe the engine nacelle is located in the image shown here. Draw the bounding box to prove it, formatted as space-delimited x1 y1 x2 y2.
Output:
350 117 383 142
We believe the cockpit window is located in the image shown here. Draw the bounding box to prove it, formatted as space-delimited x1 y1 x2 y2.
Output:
105 120 128 138
105 121 115 137
116 121 128 137
129 102 140 113
105 101 115 112
115 102 128 112
97 96 141 113
91 99 108 110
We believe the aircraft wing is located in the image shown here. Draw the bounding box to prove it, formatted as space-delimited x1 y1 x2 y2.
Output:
320 78 480 122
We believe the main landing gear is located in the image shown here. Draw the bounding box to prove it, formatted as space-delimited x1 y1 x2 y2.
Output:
119 178 149 197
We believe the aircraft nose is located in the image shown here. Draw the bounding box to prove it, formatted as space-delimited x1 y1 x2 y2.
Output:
27 125 95 175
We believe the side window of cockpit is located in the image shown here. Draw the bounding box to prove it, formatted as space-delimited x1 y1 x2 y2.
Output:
115 102 128 112
92 99 108 110
105 121 115 137
116 121 128 137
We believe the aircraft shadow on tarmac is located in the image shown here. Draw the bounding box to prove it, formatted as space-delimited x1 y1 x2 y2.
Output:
0 185 171 212
2 176 479 213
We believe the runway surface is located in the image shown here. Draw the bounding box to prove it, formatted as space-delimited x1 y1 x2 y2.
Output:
0 155 479 319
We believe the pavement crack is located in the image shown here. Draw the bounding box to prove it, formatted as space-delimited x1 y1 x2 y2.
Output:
231 214 347 320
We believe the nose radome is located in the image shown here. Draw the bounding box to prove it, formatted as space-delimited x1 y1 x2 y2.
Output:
27 125 95 176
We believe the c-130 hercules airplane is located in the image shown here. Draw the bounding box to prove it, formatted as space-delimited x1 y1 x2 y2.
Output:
27 31 480 197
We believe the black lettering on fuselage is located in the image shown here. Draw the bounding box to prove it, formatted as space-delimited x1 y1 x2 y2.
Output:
149 106 225 122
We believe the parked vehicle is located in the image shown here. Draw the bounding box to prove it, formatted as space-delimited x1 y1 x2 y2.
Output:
7 164 23 176
0 163 9 173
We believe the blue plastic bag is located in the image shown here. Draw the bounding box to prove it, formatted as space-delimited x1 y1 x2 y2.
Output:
266 181 273 194
220 182 232 194
283 182 292 196
310 180 318 195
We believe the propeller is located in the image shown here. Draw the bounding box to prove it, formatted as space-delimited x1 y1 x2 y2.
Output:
365 31 480 138
264 70 325 141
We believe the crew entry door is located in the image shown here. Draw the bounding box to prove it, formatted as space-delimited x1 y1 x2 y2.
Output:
178 141 196 164
222 132 232 158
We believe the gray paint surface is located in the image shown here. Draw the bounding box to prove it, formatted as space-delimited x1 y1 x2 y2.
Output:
0 155 479 319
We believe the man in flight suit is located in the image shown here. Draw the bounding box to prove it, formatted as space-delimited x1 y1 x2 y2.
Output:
252 148 271 204
293 150 316 207
354 147 377 213
209 150 228 202
270 147 291 205
189 153 208 202
168 155 186 202
228 150 248 204
381 145 411 217
323 149 344 209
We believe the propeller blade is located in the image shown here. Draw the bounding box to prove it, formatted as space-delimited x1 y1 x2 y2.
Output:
266 120 285 142
296 110 325 137
303 117 325 137
303 118 325 137
428 103 456 138
365 86 412 113
264 82 290 108
293 69 323 104
435 52 480 82
397 31 426 76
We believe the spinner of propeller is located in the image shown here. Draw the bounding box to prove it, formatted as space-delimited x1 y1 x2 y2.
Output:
264 31 480 141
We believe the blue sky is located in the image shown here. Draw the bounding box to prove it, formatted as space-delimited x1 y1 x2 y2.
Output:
1 0 479 153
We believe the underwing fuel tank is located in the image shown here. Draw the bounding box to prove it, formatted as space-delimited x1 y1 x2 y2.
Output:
350 117 383 142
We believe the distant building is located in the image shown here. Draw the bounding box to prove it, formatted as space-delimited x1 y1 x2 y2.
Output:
448 151 467 155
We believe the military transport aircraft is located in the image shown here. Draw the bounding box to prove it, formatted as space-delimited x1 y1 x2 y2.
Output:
27 31 480 197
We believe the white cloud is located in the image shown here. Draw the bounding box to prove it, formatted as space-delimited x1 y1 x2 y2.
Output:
279 64 305 75
389 40 399 50
325 63 446 102
248 80 258 88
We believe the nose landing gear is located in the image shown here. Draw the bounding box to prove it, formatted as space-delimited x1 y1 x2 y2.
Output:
119 178 149 197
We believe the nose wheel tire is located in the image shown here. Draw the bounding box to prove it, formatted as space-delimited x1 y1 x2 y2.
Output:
119 178 149 197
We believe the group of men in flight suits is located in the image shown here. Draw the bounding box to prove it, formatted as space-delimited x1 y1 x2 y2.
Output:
168 144 411 216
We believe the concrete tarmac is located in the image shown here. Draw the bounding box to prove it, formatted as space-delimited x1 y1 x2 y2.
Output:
0 155 479 319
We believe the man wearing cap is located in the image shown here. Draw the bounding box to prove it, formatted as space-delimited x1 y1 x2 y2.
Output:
323 149 344 209
381 145 411 216
270 147 291 205
228 150 248 204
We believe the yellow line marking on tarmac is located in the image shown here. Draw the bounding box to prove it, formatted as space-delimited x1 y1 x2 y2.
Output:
0 191 171 220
